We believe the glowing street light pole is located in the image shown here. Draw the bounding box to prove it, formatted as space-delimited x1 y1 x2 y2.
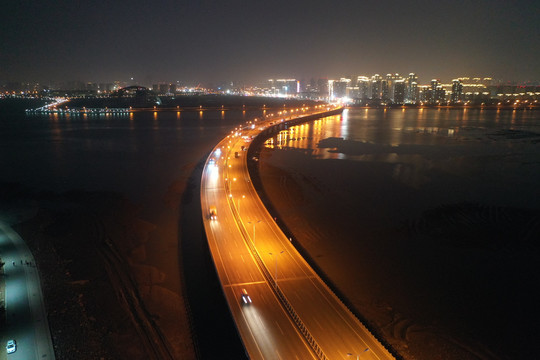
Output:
269 251 284 286
247 220 261 246
347 348 370 360
231 177 237 194
238 194 245 214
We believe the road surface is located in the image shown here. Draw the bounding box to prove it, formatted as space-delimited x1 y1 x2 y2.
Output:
0 222 56 360
201 106 396 360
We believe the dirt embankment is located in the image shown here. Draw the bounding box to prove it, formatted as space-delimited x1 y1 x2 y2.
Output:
0 183 196 360
252 150 540 360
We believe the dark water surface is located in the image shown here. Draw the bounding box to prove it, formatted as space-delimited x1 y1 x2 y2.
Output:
0 108 258 205
259 108 540 359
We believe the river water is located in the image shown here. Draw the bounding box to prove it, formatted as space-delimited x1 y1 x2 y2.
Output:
258 107 540 359
0 107 258 204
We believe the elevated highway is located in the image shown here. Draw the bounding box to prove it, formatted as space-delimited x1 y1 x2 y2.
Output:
201 105 396 359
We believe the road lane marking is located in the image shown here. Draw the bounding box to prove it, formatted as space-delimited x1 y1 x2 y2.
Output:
275 321 284 335
223 280 266 288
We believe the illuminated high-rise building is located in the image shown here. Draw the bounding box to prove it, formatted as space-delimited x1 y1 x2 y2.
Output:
268 79 298 96
430 79 445 104
346 85 360 99
406 73 418 103
328 79 335 99
385 73 402 102
431 79 439 94
419 85 431 103
333 78 350 98
394 80 406 104
371 74 382 100
381 79 389 102
357 76 370 100
451 79 463 103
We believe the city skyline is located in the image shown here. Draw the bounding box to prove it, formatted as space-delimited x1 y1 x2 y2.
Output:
3 72 537 92
1 0 539 84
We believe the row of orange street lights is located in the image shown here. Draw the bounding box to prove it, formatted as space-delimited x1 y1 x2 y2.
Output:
347 348 370 359
218 103 380 357
226 106 298 285
223 103 338 286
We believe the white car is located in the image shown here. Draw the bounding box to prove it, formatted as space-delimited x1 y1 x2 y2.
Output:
6 339 16 354
241 288 252 305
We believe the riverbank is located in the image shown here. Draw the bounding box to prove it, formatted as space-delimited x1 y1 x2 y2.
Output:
0 184 196 359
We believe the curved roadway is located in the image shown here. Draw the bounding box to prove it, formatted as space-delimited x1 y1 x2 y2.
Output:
0 222 56 360
201 106 395 360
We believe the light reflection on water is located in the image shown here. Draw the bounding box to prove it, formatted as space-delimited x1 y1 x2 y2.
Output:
266 108 540 155
263 108 540 208
0 109 263 203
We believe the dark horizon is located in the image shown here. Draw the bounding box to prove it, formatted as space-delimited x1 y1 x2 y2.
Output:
1 0 539 85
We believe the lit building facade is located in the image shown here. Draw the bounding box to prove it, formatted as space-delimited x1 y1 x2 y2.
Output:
450 79 463 103
407 73 419 103
394 80 406 104
371 74 382 100
268 79 299 96
357 76 370 100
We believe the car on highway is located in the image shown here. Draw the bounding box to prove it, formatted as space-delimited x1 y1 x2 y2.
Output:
241 288 252 305
209 206 217 220
6 339 16 354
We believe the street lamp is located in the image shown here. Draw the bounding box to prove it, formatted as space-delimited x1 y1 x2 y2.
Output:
247 220 261 246
268 251 284 286
238 194 245 214
229 177 237 195
347 348 369 360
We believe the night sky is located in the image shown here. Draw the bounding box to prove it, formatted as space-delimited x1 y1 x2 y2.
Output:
1 0 539 85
